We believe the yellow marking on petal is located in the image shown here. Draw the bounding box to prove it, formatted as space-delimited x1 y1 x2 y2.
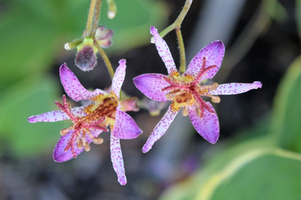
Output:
171 101 181 112
84 105 94 114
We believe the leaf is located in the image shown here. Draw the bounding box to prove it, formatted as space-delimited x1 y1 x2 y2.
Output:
271 55 301 153
199 149 301 200
160 146 301 200
159 137 275 200
0 0 169 88
263 0 287 23
0 74 67 156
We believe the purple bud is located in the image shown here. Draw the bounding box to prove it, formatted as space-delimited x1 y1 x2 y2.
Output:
75 37 98 71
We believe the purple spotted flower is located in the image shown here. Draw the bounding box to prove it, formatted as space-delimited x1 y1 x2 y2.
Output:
133 26 262 153
28 59 142 185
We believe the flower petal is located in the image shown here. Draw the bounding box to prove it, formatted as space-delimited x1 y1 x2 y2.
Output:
189 103 219 144
209 81 262 95
142 104 179 153
133 73 169 102
53 129 102 162
110 135 127 185
111 59 126 99
185 40 225 81
28 106 88 123
112 106 142 139
150 26 177 74
59 63 105 101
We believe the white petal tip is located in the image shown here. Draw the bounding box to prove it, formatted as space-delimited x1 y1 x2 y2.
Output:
150 26 157 35
142 145 151 153
28 116 36 123
119 59 126 65
253 81 262 89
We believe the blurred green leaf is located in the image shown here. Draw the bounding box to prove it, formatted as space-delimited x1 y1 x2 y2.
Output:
271 55 301 153
0 74 67 156
0 0 168 89
263 0 287 23
201 149 301 200
160 146 301 200
160 136 275 200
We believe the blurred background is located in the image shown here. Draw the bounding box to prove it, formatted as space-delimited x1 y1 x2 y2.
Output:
0 0 301 199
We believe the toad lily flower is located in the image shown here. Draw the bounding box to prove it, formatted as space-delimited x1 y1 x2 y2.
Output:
133 26 262 153
28 60 142 185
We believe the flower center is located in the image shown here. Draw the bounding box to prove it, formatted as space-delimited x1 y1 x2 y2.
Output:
161 57 220 118
55 94 118 158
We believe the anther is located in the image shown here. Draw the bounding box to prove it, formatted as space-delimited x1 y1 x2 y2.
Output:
60 128 69 136
165 92 178 100
182 106 189 116
84 142 91 152
93 137 104 144
76 137 83 149
210 95 221 103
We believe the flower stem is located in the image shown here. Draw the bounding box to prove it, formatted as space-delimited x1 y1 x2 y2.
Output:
157 0 192 73
94 42 114 80
158 0 192 38
91 0 102 35
85 0 102 37
176 28 186 74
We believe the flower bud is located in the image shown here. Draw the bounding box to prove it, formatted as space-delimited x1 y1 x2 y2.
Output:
75 37 98 71
95 26 114 48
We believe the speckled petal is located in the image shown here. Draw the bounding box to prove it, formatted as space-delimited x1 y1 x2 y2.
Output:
110 135 127 185
112 106 142 139
209 81 262 95
133 73 169 102
59 63 105 101
189 103 219 144
142 104 179 153
28 106 88 123
185 41 225 82
53 129 102 162
150 26 177 74
112 59 126 99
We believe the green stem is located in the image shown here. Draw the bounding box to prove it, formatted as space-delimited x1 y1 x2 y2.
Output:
91 0 102 35
85 0 97 36
159 0 192 38
176 28 186 73
94 42 114 80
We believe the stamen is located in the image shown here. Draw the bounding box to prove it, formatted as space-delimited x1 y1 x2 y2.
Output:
182 106 189 116
76 137 83 149
210 95 220 103
84 142 91 152
165 91 179 100
93 137 104 144
60 128 70 136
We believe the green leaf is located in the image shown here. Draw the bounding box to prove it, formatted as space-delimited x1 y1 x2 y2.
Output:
160 147 301 200
263 0 287 23
201 149 301 200
271 55 301 153
159 136 275 200
0 0 168 88
0 74 67 156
